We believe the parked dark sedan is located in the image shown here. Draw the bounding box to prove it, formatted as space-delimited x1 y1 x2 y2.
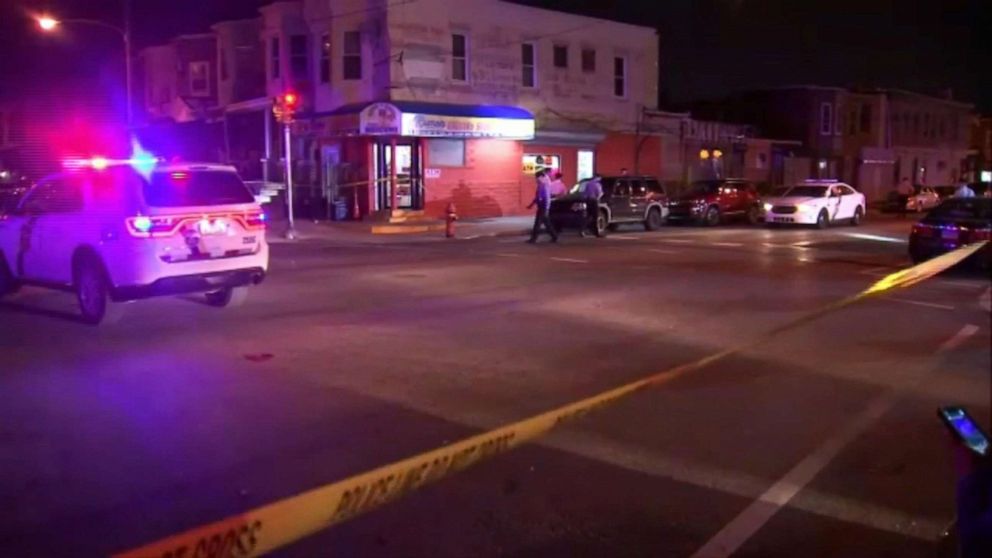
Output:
549 176 668 236
909 197 991 268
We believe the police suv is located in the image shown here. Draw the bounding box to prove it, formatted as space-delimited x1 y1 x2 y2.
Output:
0 160 268 324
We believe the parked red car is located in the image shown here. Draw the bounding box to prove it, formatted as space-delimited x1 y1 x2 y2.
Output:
666 179 762 226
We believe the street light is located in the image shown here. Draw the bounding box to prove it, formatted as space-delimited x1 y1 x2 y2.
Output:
34 7 133 126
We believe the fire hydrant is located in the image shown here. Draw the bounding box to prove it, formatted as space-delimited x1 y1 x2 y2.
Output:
445 202 458 238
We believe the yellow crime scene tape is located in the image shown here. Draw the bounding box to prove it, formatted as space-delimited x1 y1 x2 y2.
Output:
115 241 988 558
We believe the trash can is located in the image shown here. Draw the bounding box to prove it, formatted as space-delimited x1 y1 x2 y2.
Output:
333 199 348 221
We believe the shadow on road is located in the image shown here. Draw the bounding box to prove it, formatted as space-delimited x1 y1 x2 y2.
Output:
0 300 85 324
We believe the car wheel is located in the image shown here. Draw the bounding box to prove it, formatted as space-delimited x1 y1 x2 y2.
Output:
850 206 864 226
205 286 249 308
704 206 720 226
0 253 20 298
816 210 830 229
746 205 761 225
75 258 124 325
595 210 609 237
644 207 663 231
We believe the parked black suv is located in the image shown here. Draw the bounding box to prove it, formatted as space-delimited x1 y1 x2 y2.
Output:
549 175 668 236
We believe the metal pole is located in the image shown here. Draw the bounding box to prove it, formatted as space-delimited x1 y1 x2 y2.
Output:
284 122 296 239
123 0 133 126
263 108 272 184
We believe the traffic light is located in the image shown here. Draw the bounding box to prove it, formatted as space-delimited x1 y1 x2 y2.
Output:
273 91 301 123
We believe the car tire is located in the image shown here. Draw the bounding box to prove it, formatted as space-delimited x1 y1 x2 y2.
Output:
205 286 249 308
595 210 609 237
816 210 830 229
746 205 761 225
75 257 125 325
850 206 864 226
704 206 720 226
0 253 20 298
644 207 663 231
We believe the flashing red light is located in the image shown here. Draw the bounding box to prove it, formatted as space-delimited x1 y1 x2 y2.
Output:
90 157 109 170
170 172 189 181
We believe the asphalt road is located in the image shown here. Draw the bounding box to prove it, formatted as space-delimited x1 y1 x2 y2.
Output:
1 217 989 557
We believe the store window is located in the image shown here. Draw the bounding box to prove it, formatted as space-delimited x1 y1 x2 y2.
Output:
427 139 465 167
577 150 594 181
290 34 308 81
523 153 561 174
189 61 210 96
270 37 280 79
613 56 627 98
553 45 568 69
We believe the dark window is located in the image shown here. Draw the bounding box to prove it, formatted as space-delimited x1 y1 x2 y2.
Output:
270 37 280 79
452 34 468 81
631 180 648 197
613 57 626 97
521 43 535 88
553 45 568 69
820 103 833 135
646 179 664 194
581 48 595 73
859 103 871 133
938 118 946 139
913 113 921 135
220 47 228 80
612 181 631 197
320 34 331 83
21 180 83 214
848 110 858 135
290 35 307 81
144 171 254 207
343 31 362 80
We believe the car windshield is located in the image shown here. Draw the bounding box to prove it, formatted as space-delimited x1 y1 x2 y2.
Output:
927 198 992 221
770 187 792 197
781 186 828 198
688 181 721 194
144 170 254 207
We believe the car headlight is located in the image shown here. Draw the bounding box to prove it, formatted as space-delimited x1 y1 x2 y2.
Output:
763 203 773 212
797 204 817 213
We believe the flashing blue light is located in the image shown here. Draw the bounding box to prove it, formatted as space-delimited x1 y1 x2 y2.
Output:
129 138 158 181
133 216 152 232
259 213 267 222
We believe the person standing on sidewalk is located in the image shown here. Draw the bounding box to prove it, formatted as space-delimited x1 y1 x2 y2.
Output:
580 176 604 238
549 171 567 198
527 170 558 243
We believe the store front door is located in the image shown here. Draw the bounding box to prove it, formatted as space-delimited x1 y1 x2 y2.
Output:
373 140 423 210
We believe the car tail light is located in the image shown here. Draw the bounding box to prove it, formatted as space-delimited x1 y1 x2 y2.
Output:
971 227 991 241
125 215 181 238
241 211 267 230
911 223 934 238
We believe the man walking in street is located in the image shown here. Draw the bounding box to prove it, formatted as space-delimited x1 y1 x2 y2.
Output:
581 176 604 237
527 170 559 243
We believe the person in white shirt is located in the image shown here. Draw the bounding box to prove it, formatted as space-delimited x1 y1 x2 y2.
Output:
527 171 558 243
580 177 604 238
548 171 567 198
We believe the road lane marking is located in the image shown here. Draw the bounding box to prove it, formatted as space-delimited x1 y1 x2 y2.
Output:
661 239 694 244
885 297 955 311
842 232 907 244
981 287 991 312
691 323 980 558
494 253 523 258
648 248 680 255
550 257 589 264
938 323 980 352
710 242 743 247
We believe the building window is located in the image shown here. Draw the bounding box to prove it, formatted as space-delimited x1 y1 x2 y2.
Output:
452 33 468 82
521 43 536 88
189 61 210 96
848 109 858 135
270 37 280 79
581 48 596 73
938 118 946 139
343 31 361 80
426 139 465 167
219 47 228 81
820 102 833 135
290 34 307 81
613 56 627 98
320 33 331 83
859 103 872 133
834 109 842 136
553 45 568 69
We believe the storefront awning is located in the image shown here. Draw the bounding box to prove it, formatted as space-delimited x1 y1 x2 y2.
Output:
313 101 535 140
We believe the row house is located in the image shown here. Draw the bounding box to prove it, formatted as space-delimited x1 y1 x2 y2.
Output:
140 0 660 219
696 85 975 202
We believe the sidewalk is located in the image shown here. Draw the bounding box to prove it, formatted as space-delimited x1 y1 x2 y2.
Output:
265 216 532 244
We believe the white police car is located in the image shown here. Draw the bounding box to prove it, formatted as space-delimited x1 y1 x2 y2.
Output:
762 180 866 228
0 158 268 324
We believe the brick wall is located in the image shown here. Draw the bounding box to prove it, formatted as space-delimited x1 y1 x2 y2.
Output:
424 139 526 218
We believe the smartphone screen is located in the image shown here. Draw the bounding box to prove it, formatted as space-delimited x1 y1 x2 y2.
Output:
939 406 990 458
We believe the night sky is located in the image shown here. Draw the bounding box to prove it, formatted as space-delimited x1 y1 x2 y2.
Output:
0 0 986 112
